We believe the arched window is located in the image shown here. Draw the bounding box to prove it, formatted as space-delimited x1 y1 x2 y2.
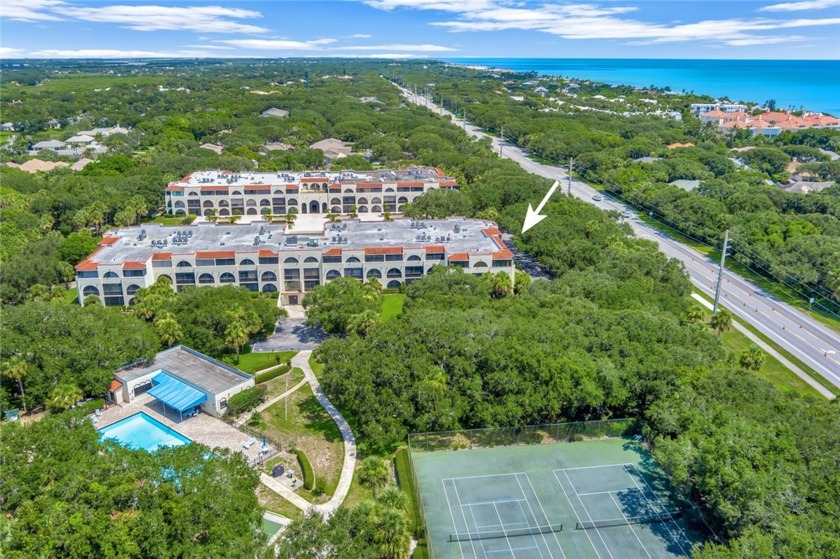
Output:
371 205 382 213
385 187 395 193
331 206 341 213
407 255 421 262
330 197 341 205
246 208 257 215
260 199 270 207
371 197 382 204
218 200 229 207
126 284 141 295
188 192 199 197
82 285 100 296
304 256 318 263
127 298 135 306
366 269 381 279
357 197 368 205
474 261 488 268
220 272 235 283
287 198 298 206
344 188 354 193
174 201 185 208
199 273 215 284
326 270 341 280
346 256 361 263
284 257 299 264
219 208 230 216
176 261 192 268
398 196 408 204
262 283 278 292
203 200 214 208
358 206 369 213
103 271 119 278
174 209 186 215
387 268 402 278
261 271 277 282
246 199 257 207
387 280 401 289
240 258 255 266
231 190 242 195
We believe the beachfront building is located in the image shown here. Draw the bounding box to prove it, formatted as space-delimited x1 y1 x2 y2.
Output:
163 167 458 217
110 345 254 418
701 109 840 137
690 103 748 117
75 218 514 307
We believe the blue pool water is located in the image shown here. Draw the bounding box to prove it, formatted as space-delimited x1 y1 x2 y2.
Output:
99 412 191 452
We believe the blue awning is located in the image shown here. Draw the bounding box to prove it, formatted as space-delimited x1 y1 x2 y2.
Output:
148 372 207 413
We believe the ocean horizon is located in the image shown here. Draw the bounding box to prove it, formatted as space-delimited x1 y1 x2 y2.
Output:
442 58 840 116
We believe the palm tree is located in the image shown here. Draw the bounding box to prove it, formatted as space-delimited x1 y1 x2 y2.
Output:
83 294 101 307
359 457 389 500
513 270 531 295
347 310 379 337
709 309 733 337
684 304 705 324
488 271 513 299
349 205 358 219
154 312 183 347
378 487 408 511
224 318 250 362
374 507 411 559
367 277 382 293
48 383 83 412
3 356 29 413
283 212 297 227
739 345 766 371
326 213 339 223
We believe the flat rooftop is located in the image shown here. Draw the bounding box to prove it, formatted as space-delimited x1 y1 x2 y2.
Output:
170 167 449 188
85 218 506 266
115 346 252 394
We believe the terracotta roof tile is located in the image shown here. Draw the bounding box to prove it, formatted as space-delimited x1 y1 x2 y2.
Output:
152 252 172 260
448 252 469 261
425 245 445 252
324 248 342 256
196 250 235 258
122 261 146 270
364 247 403 255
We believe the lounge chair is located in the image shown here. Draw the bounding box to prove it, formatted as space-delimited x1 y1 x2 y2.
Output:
242 438 257 449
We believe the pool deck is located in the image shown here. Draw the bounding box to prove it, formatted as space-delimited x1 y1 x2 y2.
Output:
96 393 268 464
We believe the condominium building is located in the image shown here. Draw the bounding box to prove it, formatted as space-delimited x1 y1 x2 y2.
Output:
689 103 749 117
75 218 514 307
164 167 458 217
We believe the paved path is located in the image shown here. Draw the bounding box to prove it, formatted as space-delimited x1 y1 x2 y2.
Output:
691 294 835 399
394 82 840 393
235 369 309 428
255 350 357 516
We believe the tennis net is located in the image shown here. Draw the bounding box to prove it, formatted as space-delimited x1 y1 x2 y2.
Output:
449 523 564 542
575 510 681 530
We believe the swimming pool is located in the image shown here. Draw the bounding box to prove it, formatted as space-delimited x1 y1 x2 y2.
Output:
99 412 191 452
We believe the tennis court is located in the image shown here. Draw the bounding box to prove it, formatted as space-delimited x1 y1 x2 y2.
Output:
411 423 700 559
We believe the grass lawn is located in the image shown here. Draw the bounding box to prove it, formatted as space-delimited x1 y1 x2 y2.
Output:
64 287 79 305
260 367 305 399
255 484 304 522
259 383 344 503
227 351 297 374
144 215 196 226
380 293 406 322
308 353 324 376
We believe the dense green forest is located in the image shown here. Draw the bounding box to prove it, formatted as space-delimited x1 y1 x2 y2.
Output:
388 65 840 309
1 59 838 558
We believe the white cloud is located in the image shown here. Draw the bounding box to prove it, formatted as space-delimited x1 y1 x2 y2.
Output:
760 0 840 11
337 43 457 51
347 33 373 38
363 0 493 11
182 44 236 50
58 5 269 34
219 38 337 50
1 0 64 22
27 48 214 58
0 47 27 57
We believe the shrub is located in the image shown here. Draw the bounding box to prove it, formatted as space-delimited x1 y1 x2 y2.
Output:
295 449 315 491
76 398 106 416
255 364 291 384
395 448 423 536
226 386 267 416
314 477 327 496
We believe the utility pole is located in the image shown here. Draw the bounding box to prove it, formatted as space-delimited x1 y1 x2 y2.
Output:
499 124 504 157
713 230 730 313
567 158 573 196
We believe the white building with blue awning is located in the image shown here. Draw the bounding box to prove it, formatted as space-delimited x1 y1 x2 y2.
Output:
110 345 254 418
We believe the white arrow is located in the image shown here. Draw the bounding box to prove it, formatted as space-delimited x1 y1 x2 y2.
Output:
522 180 560 233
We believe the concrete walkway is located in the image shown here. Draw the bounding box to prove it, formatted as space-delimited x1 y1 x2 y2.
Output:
692 293 835 399
256 350 358 516
235 369 308 428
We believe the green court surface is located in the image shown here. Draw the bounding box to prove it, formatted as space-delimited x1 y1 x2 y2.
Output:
412 437 699 559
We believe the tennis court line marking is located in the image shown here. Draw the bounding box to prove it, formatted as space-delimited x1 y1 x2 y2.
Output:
461 497 529 507
609 492 653 559
442 472 530 482
576 490 628 496
558 462 635 471
515 473 565 559
555 469 614 559
492 501 520 559
452 479 480 559
623 465 690 557
442 478 469 559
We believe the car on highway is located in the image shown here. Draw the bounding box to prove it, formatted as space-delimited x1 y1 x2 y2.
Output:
592 194 603 202
622 211 632 218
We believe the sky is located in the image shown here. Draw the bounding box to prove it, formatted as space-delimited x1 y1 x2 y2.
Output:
1 0 839 60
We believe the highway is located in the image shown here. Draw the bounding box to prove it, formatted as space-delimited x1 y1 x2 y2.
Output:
396 84 840 393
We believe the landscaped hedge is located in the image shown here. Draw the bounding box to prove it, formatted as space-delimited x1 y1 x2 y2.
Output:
255 364 291 384
295 449 315 491
226 386 267 416
395 448 424 538
76 398 106 416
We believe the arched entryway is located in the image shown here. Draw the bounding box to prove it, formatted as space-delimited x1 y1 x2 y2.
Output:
309 200 320 214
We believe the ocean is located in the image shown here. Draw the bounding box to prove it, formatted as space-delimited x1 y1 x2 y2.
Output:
443 58 840 116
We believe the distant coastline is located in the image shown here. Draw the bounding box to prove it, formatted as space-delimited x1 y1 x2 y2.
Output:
441 58 840 116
